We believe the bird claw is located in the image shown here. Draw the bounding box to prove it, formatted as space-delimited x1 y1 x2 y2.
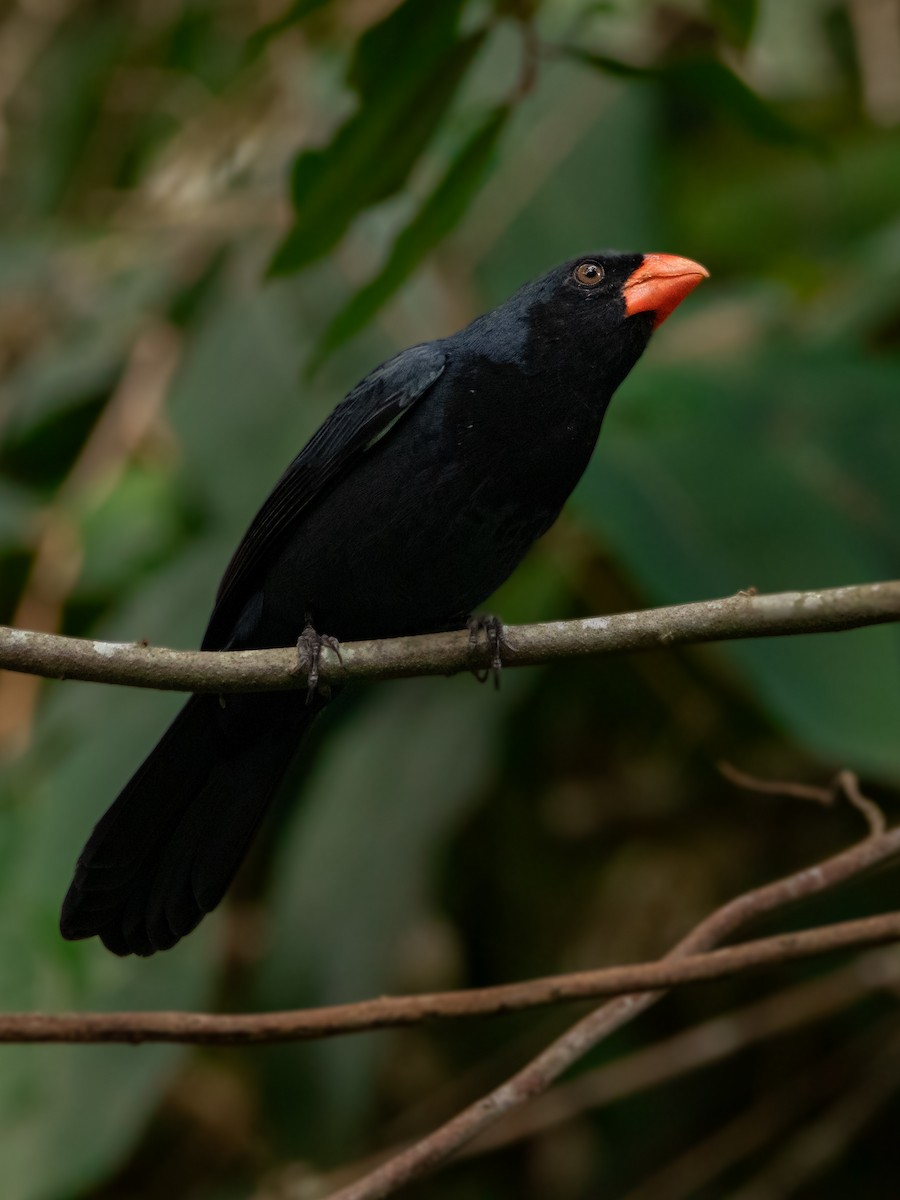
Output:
466 614 511 690
294 621 342 702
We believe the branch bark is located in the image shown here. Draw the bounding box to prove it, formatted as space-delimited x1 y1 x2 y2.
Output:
464 945 900 1157
0 579 899 693
3 909 900 1045
324 818 900 1200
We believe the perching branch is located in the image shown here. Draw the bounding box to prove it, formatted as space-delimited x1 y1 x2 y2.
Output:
3 582 900 1198
1 580 899 693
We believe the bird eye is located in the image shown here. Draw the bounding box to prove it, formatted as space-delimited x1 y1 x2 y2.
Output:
574 261 604 287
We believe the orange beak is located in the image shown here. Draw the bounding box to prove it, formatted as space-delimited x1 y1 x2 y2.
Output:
623 253 709 329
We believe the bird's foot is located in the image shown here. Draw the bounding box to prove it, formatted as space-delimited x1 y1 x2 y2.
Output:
294 620 342 702
466 614 511 690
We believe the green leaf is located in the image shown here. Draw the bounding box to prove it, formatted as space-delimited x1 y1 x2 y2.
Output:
666 59 814 148
565 47 813 148
573 346 900 779
269 0 484 275
310 105 510 369
347 0 467 97
561 47 648 80
708 0 759 48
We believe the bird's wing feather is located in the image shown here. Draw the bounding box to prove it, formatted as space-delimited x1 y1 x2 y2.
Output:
202 342 446 649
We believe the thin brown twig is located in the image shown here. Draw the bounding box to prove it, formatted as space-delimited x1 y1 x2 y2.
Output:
719 762 888 837
716 760 836 807
837 769 887 837
296 947 900 1198
323 815 900 1200
463 944 900 1156
1 580 899 693
3 909 900 1046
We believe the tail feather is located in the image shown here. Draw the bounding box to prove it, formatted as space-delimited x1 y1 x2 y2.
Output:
61 690 321 956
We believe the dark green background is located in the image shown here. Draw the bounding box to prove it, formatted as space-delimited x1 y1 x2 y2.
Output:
1 0 899 1196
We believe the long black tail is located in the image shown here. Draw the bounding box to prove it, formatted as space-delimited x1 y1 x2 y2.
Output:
60 690 322 956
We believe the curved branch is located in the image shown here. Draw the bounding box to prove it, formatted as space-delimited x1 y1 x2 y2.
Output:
1 910 899 1045
462 946 900 1158
1 825 898 1049
1 580 898 693
325 817 900 1200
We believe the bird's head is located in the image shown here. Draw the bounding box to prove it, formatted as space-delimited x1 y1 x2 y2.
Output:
465 252 708 399
537 251 709 330
535 250 708 358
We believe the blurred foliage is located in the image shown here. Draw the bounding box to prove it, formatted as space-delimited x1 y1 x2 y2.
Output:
1 0 900 1197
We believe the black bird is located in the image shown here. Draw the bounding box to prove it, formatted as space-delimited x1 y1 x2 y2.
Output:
60 251 708 956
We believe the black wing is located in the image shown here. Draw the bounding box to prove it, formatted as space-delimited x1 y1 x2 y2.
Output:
202 342 447 650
